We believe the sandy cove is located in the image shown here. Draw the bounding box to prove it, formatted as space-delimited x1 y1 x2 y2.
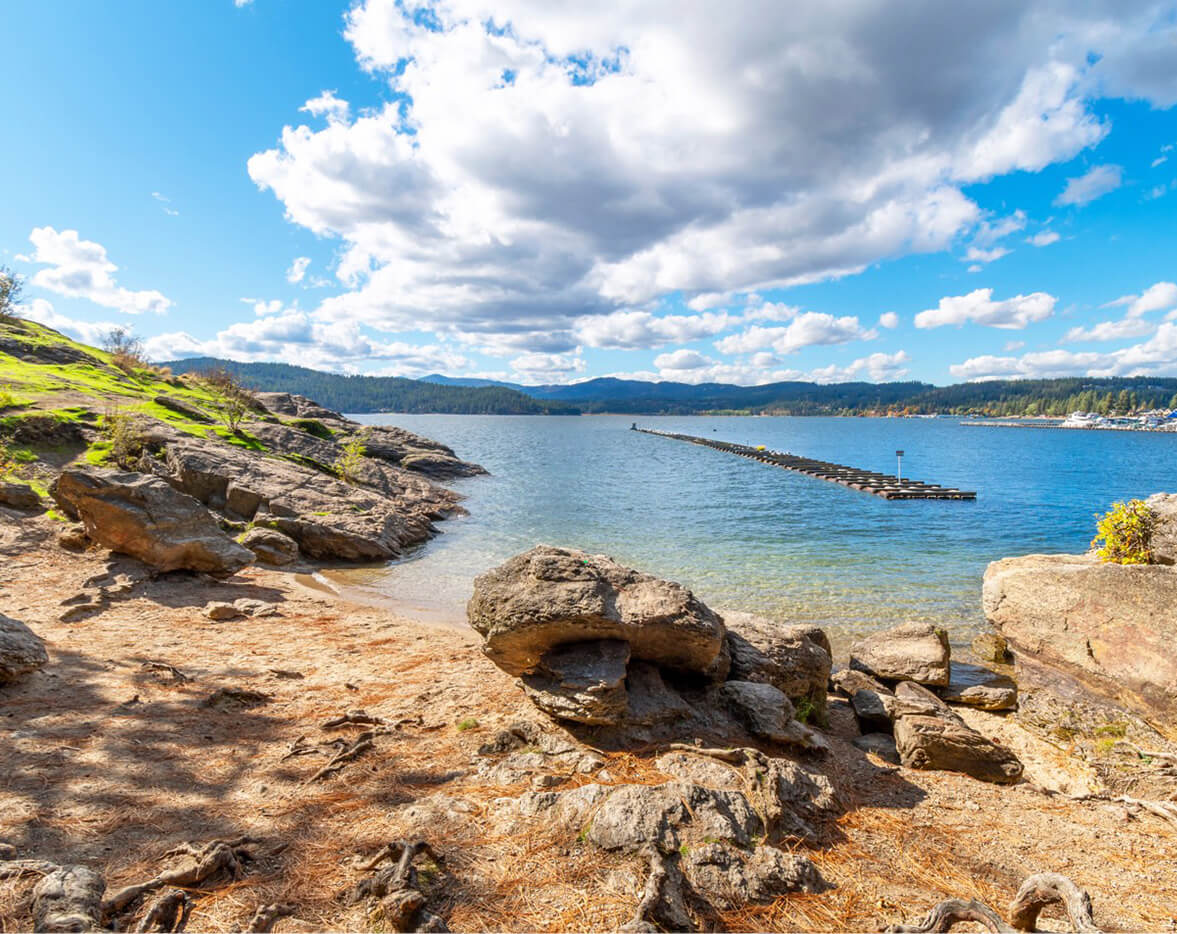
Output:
2 513 1176 932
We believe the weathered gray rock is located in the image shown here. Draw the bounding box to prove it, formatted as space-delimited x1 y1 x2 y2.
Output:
716 681 829 752
1146 492 1177 565
849 621 950 686
1 613 48 683
50 469 254 575
0 481 41 510
468 547 728 679
683 843 826 909
724 613 831 720
852 732 901 764
983 553 1177 723
831 668 894 733
252 391 344 423
971 631 1012 664
890 682 1023 784
624 661 693 725
239 527 299 565
586 782 762 853
204 602 243 621
939 663 1017 711
31 864 106 932
520 639 631 725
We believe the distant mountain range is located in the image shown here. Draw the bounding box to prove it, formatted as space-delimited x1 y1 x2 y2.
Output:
167 357 1177 417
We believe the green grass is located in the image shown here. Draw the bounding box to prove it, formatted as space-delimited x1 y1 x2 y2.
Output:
456 718 480 732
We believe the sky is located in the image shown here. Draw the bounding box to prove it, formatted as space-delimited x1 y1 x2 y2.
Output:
2 0 1176 387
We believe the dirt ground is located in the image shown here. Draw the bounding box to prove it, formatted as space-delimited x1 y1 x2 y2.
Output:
2 515 1176 932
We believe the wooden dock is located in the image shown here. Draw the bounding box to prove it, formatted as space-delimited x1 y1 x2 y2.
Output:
635 428 976 500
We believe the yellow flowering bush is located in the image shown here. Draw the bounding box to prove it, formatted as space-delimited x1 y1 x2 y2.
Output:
1091 499 1157 565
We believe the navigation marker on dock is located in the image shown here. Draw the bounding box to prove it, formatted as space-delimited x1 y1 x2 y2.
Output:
636 428 975 501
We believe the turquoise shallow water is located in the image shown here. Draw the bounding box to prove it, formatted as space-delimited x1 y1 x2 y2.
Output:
343 414 1177 647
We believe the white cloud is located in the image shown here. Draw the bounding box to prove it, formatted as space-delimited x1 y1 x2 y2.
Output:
301 91 350 125
18 299 124 348
234 0 253 7
1003 340 1025 352
971 210 1026 247
1124 281 1177 317
715 312 876 355
1027 230 1059 247
653 349 712 370
967 264 983 273
649 348 908 385
1054 164 1123 207
1063 318 1157 343
508 351 586 382
243 0 1169 354
26 227 171 315
914 288 1056 330
1153 155 1169 168
964 246 1010 263
150 191 179 216
286 256 311 284
952 323 1177 380
878 312 899 329
808 351 911 384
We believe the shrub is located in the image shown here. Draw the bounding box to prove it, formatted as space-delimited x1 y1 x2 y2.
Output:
199 366 255 433
103 327 150 374
101 408 147 469
292 418 333 440
1091 499 1157 565
334 432 368 485
0 267 23 321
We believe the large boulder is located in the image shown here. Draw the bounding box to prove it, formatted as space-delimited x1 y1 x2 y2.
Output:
889 682 1023 784
724 613 831 720
1145 492 1177 565
983 553 1177 722
50 469 254 575
520 639 631 725
468 546 728 679
849 621 950 686
1 613 48 682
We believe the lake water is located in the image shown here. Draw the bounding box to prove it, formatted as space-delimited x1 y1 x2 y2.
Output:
341 414 1177 651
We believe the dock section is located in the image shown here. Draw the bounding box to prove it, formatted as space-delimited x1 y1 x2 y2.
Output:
635 428 976 500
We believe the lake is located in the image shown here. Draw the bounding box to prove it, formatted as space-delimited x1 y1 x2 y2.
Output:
340 414 1177 651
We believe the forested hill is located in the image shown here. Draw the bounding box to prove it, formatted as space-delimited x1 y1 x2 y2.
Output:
168 357 1177 416
164 358 581 415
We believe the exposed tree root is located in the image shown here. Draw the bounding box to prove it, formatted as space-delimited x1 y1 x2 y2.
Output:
305 733 375 783
620 846 695 933
322 709 390 729
665 743 748 764
140 661 189 682
885 872 1100 933
343 841 447 933
245 902 298 932
103 837 258 915
1076 792 1177 827
1111 740 1177 765
1009 873 1099 933
135 889 193 932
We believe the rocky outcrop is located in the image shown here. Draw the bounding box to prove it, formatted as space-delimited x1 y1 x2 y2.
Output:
849 621 950 686
0 481 41 511
1146 492 1177 565
889 683 1023 784
468 546 728 678
983 552 1177 723
239 527 299 566
520 639 631 725
1 613 48 682
50 469 254 575
725 613 831 720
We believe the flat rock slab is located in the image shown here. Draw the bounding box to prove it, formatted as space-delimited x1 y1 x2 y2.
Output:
939 663 1017 711
849 621 950 686
468 546 727 679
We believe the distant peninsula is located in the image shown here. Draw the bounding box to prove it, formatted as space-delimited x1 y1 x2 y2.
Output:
167 357 1177 418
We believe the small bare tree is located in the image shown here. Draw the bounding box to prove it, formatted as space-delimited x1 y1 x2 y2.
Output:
0 266 23 321
199 366 255 433
103 327 148 373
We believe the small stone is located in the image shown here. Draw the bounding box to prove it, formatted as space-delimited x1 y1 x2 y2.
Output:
233 598 281 618
1 613 49 683
204 601 244 621
0 481 41 511
57 526 90 552
852 732 901 764
849 621 951 686
240 527 300 566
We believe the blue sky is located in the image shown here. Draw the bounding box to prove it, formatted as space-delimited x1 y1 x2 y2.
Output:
2 0 1176 386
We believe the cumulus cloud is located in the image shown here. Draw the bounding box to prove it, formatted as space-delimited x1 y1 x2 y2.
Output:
878 312 899 329
286 256 311 284
242 0 1170 355
808 351 911 383
715 312 876 355
508 351 586 382
914 288 1056 330
952 323 1177 380
1063 318 1157 342
19 299 123 347
1064 281 1177 343
26 227 171 315
649 348 909 385
1027 230 1059 246
1122 281 1177 317
1054 164 1123 206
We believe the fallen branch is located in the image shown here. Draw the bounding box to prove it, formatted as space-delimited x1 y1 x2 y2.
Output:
305 734 374 783
246 902 298 932
665 743 747 764
1009 873 1100 933
136 889 193 932
322 709 389 729
1075 792 1177 828
884 899 1013 933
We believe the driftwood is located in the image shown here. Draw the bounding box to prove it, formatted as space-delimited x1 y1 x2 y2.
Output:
343 841 446 933
246 902 298 932
1009 873 1099 933
885 872 1100 934
104 838 257 914
885 899 1013 932
136 889 193 932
